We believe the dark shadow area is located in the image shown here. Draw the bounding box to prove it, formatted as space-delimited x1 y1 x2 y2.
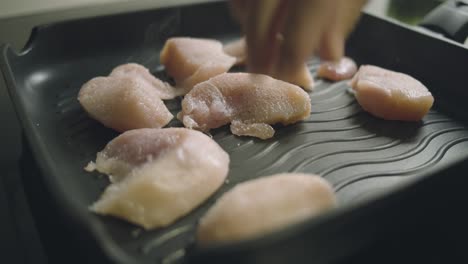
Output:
360 117 422 140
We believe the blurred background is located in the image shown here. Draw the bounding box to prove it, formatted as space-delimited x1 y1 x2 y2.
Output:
0 0 447 50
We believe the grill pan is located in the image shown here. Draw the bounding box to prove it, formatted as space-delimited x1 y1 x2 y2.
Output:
2 1 468 263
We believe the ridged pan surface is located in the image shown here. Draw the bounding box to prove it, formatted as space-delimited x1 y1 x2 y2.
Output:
2 3 468 264
30 57 468 263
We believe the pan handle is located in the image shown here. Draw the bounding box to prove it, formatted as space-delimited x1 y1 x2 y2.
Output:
419 0 468 44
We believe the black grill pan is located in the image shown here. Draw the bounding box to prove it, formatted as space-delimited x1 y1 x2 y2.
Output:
2 1 468 263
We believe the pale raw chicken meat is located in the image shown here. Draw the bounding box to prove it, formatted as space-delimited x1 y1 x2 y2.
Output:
223 37 247 66
350 65 434 121
88 128 230 230
110 63 181 99
223 37 314 90
317 57 357 81
160 37 236 93
178 72 311 140
78 76 173 132
197 173 336 244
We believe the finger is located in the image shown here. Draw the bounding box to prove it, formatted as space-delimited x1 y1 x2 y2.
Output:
244 0 285 74
276 0 338 82
229 0 248 25
318 33 344 62
318 14 344 61
338 0 368 36
319 0 367 61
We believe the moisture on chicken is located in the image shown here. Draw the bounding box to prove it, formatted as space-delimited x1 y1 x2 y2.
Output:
110 63 182 99
160 37 236 93
78 75 173 132
178 72 311 140
223 37 314 90
317 57 358 81
197 173 336 244
350 65 434 121
88 128 230 230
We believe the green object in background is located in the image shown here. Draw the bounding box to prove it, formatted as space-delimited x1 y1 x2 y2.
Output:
388 0 446 25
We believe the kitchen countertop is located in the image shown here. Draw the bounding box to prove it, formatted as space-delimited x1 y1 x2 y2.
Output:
0 1 453 263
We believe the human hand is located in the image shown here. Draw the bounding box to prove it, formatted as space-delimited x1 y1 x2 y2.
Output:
229 0 367 84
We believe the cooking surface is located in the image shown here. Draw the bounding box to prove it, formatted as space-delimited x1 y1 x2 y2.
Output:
0 1 467 263
2 1 468 263
37 57 468 263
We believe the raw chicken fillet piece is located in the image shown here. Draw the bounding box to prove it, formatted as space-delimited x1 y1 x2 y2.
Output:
178 72 311 139
89 128 230 230
317 57 357 81
110 63 182 99
78 74 173 132
160 37 236 93
223 37 247 66
350 65 434 121
197 173 336 244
